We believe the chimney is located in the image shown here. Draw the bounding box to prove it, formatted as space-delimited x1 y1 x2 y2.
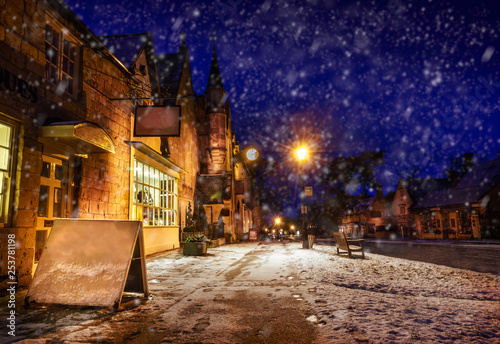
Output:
375 182 383 199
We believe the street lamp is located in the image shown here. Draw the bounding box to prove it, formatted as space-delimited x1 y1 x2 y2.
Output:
275 218 281 239
295 145 309 249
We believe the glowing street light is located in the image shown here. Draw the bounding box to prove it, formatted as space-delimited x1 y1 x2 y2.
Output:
295 145 310 249
295 147 308 161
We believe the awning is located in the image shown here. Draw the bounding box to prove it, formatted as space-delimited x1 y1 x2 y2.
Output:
126 141 187 175
39 121 115 155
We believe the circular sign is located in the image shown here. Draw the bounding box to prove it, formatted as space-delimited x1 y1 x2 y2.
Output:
246 148 259 161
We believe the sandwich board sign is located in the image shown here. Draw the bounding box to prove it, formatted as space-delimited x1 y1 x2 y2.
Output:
26 219 148 308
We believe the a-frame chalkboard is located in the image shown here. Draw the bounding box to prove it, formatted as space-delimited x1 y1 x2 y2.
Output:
26 219 148 308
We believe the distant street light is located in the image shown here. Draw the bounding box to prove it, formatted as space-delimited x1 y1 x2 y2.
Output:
294 145 310 249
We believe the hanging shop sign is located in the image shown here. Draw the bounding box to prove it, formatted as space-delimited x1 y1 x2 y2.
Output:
0 66 38 103
305 186 313 197
134 105 181 137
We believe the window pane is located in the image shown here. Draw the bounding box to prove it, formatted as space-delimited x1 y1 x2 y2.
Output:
0 148 10 170
54 164 63 180
41 162 50 178
154 169 159 188
63 40 69 56
52 30 59 47
67 77 73 94
62 56 68 73
137 161 143 183
50 66 57 82
35 230 47 262
154 188 160 207
144 165 149 185
38 185 49 217
0 124 11 148
136 184 143 203
53 187 62 217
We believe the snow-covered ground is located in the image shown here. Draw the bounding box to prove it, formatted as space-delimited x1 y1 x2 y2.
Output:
4 241 500 343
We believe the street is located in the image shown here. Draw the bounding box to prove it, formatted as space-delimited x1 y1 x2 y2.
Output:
362 240 500 276
3 241 499 343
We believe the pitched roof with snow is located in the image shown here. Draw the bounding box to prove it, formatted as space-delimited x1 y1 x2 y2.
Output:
99 33 150 69
342 197 376 216
402 178 450 203
412 158 500 209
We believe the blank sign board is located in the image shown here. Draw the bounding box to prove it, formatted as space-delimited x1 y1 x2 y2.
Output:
26 219 148 308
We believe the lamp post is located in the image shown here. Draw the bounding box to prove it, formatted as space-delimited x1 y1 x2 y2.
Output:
275 217 281 240
295 146 309 249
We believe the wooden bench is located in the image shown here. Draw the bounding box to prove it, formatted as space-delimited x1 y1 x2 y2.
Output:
333 232 365 258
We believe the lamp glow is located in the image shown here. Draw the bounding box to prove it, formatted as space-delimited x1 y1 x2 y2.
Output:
296 147 308 161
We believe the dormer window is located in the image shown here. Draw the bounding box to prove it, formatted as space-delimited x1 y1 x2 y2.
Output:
45 16 80 97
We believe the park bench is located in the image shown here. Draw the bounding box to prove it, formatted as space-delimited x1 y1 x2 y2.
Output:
333 232 365 258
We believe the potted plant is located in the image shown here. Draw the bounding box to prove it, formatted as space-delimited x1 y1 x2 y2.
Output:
183 233 210 256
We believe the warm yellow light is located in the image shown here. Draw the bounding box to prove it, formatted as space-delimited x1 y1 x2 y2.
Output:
291 225 295 229
275 218 281 224
296 147 308 161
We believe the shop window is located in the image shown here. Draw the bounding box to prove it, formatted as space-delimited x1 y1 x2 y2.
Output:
421 213 435 233
132 159 178 227
0 120 17 225
458 210 472 234
45 17 80 96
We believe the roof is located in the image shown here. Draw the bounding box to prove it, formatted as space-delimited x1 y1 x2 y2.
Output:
342 197 376 216
412 158 500 209
156 52 185 103
206 46 224 90
401 178 450 204
99 33 150 69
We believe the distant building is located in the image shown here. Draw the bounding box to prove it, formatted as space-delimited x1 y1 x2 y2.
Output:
411 158 500 239
390 178 449 238
339 184 390 238
338 158 500 240
0 0 260 288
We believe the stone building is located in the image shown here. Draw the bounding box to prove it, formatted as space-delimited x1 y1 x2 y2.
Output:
0 0 260 288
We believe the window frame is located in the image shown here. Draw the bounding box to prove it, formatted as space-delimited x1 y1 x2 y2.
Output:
44 14 81 98
132 158 178 227
0 116 20 227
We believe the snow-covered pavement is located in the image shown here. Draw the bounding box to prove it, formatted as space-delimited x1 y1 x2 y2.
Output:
4 241 500 343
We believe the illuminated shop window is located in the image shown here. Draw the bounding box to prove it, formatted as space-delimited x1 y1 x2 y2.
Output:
45 17 80 96
0 121 13 224
132 159 178 227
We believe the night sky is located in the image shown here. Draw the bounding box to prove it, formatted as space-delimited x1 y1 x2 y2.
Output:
64 0 500 213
